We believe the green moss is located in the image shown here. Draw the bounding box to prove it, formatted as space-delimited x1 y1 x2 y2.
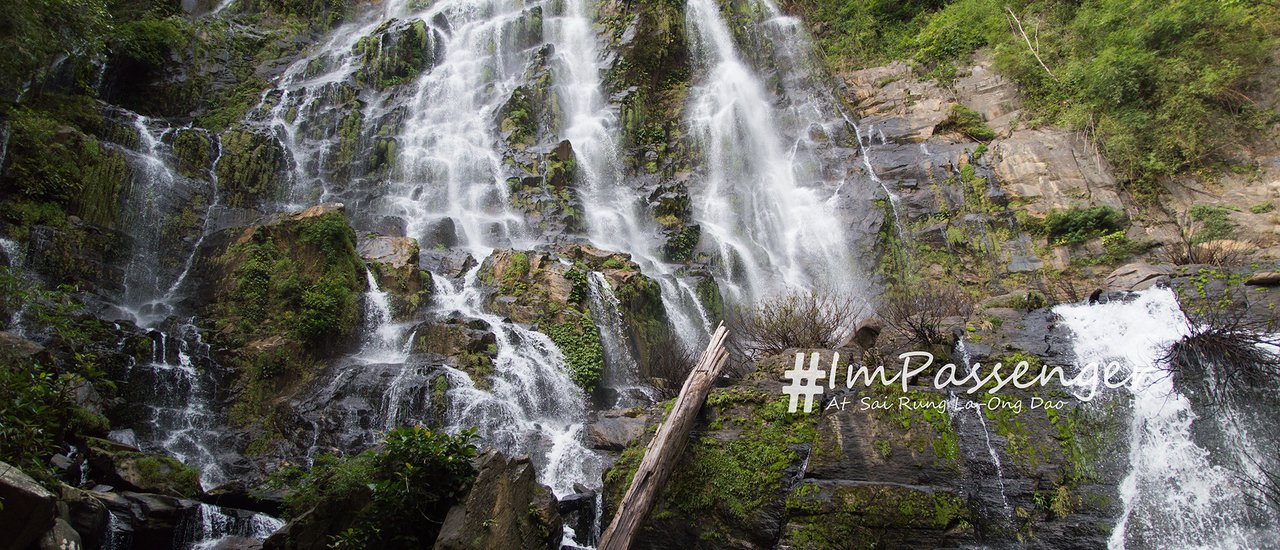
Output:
546 313 604 392
172 129 213 179
662 225 699 263
353 19 439 89
659 396 817 529
784 482 971 549
133 454 202 497
938 104 996 141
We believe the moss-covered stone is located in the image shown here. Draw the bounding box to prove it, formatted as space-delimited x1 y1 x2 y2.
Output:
353 18 443 90
86 437 203 498
204 204 366 434
782 481 973 549
214 124 287 210
171 128 214 179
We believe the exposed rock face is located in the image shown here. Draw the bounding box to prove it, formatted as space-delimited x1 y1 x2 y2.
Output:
0 461 57 550
359 235 432 319
587 409 648 452
434 451 562 550
93 490 201 548
603 303 1128 549
1105 263 1173 292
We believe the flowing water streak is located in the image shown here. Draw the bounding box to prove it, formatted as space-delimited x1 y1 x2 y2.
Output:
187 503 286 550
683 0 866 303
549 0 713 346
586 272 657 407
1055 288 1277 549
953 338 1011 518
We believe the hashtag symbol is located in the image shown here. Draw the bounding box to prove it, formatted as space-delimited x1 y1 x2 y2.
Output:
783 352 826 413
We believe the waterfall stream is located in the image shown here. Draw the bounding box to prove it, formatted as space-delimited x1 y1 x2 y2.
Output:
1056 289 1279 549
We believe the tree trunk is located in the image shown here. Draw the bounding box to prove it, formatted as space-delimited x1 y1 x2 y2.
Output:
597 323 731 550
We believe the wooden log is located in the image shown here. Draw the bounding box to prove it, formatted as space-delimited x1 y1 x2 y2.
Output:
597 323 731 550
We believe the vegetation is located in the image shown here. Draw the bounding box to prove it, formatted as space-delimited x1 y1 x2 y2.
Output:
784 0 1279 194
1043 205 1127 245
728 289 864 358
272 426 479 549
938 104 996 141
0 267 111 480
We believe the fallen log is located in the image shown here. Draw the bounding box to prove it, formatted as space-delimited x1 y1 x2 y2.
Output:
597 323 731 550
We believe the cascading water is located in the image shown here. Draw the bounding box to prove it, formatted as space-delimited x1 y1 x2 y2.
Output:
549 0 713 347
433 271 603 498
1055 288 1279 549
952 337 1012 519
683 0 873 303
586 271 657 408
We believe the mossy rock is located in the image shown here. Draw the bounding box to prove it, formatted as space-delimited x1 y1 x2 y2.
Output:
86 438 203 498
214 125 288 211
353 18 444 90
359 235 432 319
782 481 974 549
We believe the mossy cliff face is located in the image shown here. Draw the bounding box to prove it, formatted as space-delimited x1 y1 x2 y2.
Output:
603 309 1130 549
215 124 289 211
200 203 366 443
477 245 669 392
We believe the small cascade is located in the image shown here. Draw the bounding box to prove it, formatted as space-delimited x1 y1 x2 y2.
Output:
953 338 1012 519
585 272 657 408
184 503 285 550
852 121 907 242
355 267 408 363
126 322 228 488
432 270 603 502
1055 288 1279 549
0 236 20 267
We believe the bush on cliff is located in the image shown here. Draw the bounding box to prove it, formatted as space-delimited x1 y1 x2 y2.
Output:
270 426 479 549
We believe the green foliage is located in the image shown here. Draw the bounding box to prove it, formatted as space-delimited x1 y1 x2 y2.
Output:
790 0 1278 192
0 268 109 479
546 313 604 392
1044 206 1127 245
1188 204 1236 244
109 17 189 69
0 0 111 99
272 426 478 549
1251 202 1275 215
939 104 996 141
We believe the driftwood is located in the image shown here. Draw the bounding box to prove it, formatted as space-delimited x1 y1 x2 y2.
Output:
1006 6 1059 82
597 323 731 550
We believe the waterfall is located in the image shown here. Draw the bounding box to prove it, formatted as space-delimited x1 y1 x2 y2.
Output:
131 322 228 488
1055 289 1279 548
586 271 657 408
433 271 603 500
550 0 714 347
683 0 872 304
185 504 285 550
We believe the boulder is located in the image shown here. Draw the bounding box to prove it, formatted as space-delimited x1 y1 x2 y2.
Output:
434 451 562 550
1104 263 1173 292
86 438 203 498
92 490 201 547
419 248 477 279
0 331 56 366
59 484 109 549
587 411 648 452
1246 271 1280 286
849 318 883 349
0 461 57 550
35 518 81 550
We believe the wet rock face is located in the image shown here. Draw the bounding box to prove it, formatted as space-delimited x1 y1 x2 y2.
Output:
353 18 444 90
600 304 1129 549
359 235 432 319
434 451 562 550
215 125 289 212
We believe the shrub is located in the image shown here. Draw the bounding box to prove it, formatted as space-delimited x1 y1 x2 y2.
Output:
275 426 479 549
646 329 696 398
880 283 972 346
728 289 865 359
1044 206 1127 245
938 104 997 141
